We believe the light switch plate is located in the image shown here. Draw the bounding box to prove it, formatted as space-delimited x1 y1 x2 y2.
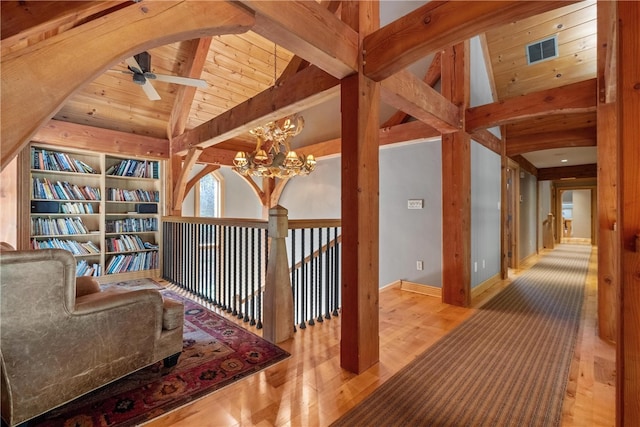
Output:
408 199 424 209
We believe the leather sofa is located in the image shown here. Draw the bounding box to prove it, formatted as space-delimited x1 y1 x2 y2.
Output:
0 249 184 426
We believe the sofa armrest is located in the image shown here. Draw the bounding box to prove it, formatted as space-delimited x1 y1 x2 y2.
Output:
74 288 163 316
162 298 184 331
75 276 101 297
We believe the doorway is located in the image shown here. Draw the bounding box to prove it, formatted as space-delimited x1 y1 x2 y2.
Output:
553 184 596 246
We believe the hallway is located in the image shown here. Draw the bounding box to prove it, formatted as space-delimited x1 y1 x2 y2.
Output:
151 244 615 426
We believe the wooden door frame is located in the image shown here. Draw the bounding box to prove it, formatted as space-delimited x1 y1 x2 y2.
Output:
505 159 520 269
552 180 597 244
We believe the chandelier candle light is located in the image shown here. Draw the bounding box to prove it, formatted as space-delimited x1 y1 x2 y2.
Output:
233 115 316 178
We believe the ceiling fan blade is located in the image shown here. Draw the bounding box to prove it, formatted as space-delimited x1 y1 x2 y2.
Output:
150 73 208 88
124 57 143 74
140 80 161 101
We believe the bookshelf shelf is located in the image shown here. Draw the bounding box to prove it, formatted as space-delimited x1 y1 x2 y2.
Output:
26 144 163 280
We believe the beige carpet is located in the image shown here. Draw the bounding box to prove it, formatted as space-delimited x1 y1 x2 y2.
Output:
332 244 591 427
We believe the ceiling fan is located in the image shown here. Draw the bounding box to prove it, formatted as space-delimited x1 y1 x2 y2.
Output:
112 51 208 101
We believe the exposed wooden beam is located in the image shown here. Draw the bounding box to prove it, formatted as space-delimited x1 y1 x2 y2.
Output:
363 1 578 81
299 120 440 160
381 70 460 134
470 129 502 155
242 0 358 78
506 127 597 156
273 0 341 85
196 147 238 166
32 119 169 159
465 79 597 131
184 164 220 198
167 37 213 139
1 1 129 56
382 52 441 127
478 33 498 102
537 164 597 181
173 65 340 155
510 155 538 178
1 0 255 171
270 178 290 209
172 147 203 211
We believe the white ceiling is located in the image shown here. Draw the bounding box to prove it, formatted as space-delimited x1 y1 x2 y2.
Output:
522 147 597 169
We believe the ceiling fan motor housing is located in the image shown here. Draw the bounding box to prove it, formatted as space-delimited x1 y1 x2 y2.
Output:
132 73 146 86
134 52 152 73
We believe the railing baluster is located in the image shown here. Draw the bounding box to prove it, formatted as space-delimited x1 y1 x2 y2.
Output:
256 229 263 329
300 229 307 329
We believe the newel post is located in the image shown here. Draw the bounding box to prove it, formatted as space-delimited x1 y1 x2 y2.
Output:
263 205 294 343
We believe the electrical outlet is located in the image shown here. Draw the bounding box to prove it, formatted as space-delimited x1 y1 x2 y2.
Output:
407 199 424 209
474 262 478 272
482 260 485 269
416 260 423 271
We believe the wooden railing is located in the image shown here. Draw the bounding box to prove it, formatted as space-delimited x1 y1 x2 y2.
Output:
162 208 341 343
288 220 342 330
162 217 268 328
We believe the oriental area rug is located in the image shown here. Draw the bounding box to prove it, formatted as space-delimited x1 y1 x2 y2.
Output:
332 244 591 427
32 281 290 427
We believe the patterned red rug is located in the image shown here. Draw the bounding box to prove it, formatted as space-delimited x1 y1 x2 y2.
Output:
33 287 290 426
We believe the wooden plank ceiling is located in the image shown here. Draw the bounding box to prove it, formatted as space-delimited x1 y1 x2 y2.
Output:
1 0 597 172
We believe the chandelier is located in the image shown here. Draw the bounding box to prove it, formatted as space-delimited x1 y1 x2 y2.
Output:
233 115 316 178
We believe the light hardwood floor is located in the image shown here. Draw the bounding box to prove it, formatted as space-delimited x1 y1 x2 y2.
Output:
149 245 615 427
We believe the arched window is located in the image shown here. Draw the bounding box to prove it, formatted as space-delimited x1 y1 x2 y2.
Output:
195 171 223 217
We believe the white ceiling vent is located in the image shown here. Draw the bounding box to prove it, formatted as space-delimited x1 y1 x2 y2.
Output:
526 36 558 65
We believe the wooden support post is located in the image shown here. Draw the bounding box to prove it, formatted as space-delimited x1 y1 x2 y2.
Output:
441 41 471 307
597 102 618 343
340 0 380 374
617 1 640 424
263 205 294 343
500 127 509 279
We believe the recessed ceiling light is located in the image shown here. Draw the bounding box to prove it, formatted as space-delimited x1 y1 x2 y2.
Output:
561 159 568 163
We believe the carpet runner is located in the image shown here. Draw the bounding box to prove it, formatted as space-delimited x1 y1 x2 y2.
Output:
332 244 591 427
33 283 289 426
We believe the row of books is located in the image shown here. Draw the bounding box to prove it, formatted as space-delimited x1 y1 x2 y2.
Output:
60 202 97 214
106 251 158 274
77 260 102 277
106 187 159 203
106 218 158 233
31 217 91 236
32 148 98 174
30 238 100 256
106 159 159 179
33 177 101 201
105 234 155 253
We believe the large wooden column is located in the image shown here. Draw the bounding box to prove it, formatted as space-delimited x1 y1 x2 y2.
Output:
441 41 471 307
617 1 640 424
596 0 618 345
340 0 380 374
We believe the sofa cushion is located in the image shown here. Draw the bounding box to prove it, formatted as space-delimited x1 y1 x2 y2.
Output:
162 298 183 331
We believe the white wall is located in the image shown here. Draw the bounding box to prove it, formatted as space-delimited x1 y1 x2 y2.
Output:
519 171 538 259
470 142 501 287
572 189 592 239
281 140 443 288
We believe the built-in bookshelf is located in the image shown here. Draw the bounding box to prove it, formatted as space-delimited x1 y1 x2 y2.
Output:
27 145 162 281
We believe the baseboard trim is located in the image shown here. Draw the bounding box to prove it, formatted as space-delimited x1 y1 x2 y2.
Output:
399 280 442 298
471 273 502 300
